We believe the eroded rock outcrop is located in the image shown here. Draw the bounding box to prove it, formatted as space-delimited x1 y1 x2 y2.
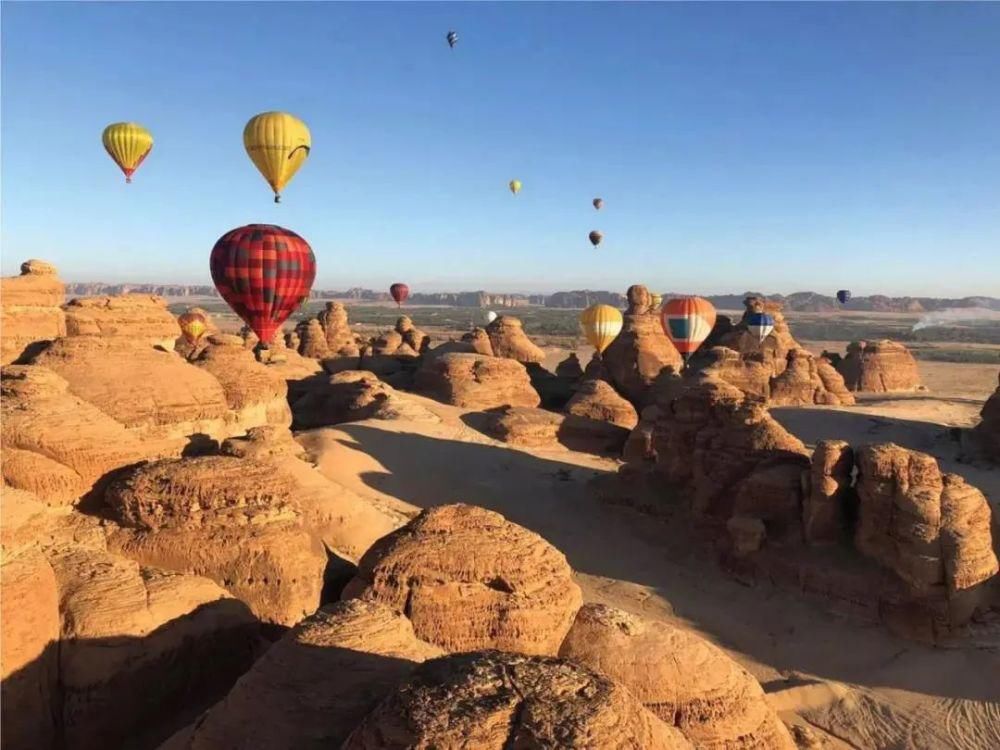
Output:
485 315 545 364
601 285 681 405
566 378 640 430
485 406 631 455
64 294 177 348
803 440 854 545
0 259 66 365
102 456 330 626
176 600 441 749
292 370 439 429
343 504 582 655
770 348 855 406
342 650 691 749
1 366 173 505
555 352 584 380
461 326 495 356
966 372 1000 462
415 352 540 409
296 318 331 358
837 340 923 392
560 604 794 749
316 301 360 356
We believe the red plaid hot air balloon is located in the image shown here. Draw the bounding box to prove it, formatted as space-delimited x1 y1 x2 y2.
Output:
210 224 316 347
389 283 410 307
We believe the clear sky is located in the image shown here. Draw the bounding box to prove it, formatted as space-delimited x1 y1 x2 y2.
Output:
2 2 998 296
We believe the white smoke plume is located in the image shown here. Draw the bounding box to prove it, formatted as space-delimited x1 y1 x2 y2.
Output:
912 307 1000 331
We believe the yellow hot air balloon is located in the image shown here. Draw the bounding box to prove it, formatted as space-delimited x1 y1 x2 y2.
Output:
177 310 208 346
579 303 623 355
102 122 153 183
243 111 311 203
508 179 522 196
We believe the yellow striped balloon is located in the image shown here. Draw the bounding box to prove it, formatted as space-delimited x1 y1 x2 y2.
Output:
177 310 208 346
579 303 623 355
102 122 153 183
243 111 311 203
659 296 717 364
509 179 522 195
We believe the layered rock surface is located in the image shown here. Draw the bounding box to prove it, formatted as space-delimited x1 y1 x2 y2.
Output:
415 352 540 409
836 340 923 392
64 293 178 348
0 259 66 365
566 378 640 429
485 406 631 455
485 315 545 364
343 504 582 655
342 650 691 749
560 604 794 749
292 370 439 430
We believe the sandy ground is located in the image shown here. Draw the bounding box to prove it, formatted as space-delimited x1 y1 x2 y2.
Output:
296 377 1000 750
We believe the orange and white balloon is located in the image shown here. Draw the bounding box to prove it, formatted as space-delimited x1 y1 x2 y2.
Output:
659 296 717 364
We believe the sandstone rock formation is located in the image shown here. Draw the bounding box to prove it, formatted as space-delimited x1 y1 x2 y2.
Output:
296 318 331 358
1 489 258 750
565 377 640 430
64 293 178 348
0 259 66 365
854 444 998 634
102 456 330 625
485 315 545 364
560 604 794 749
292 370 439 430
342 650 691 749
803 440 854 545
966 372 1000 462
395 315 430 353
174 600 442 749
1 366 172 505
461 326 495 355
555 351 584 380
415 352 540 409
601 285 682 405
343 504 582 655
316 301 360 356
836 340 923 392
713 296 798 367
485 406 631 455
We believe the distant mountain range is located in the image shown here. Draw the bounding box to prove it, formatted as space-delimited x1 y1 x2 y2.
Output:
63 282 1000 313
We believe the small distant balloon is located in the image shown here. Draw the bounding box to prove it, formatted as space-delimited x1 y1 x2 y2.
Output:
836 289 851 304
177 310 207 346
746 312 775 343
446 30 458 48
390 283 410 307
588 230 603 247
660 296 717 365
102 122 153 183
509 179 522 196
593 198 604 210
486 310 498 324
580 303 623 355
650 293 663 311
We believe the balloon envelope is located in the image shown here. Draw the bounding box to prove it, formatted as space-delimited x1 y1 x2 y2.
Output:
446 30 458 48
390 283 410 306
486 310 498 323
836 289 851 304
102 122 153 183
588 230 603 247
746 312 775 343
209 224 316 346
660 296 717 362
177 310 207 346
593 198 603 210
579 303 623 355
509 179 522 195
650 293 663 311
243 112 311 202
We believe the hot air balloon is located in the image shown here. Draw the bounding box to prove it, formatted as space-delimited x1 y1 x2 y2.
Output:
660 296 717 366
102 122 153 183
836 289 851 304
446 30 458 48
589 230 603 247
509 179 522 196
390 283 410 307
486 310 498 324
746 312 775 343
210 224 316 351
243 112 311 203
579 303 623 355
593 198 604 210
177 310 208 347
650 293 663 311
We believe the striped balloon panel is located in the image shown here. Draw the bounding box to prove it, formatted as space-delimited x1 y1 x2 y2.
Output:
210 224 316 346
579 303 623 354
660 296 717 355
746 312 775 342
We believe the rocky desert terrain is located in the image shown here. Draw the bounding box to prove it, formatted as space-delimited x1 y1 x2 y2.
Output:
3 263 999 750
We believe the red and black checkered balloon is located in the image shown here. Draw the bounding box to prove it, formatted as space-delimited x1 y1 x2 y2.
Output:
210 224 317 346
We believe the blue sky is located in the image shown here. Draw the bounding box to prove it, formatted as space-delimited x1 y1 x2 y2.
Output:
2 2 998 296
